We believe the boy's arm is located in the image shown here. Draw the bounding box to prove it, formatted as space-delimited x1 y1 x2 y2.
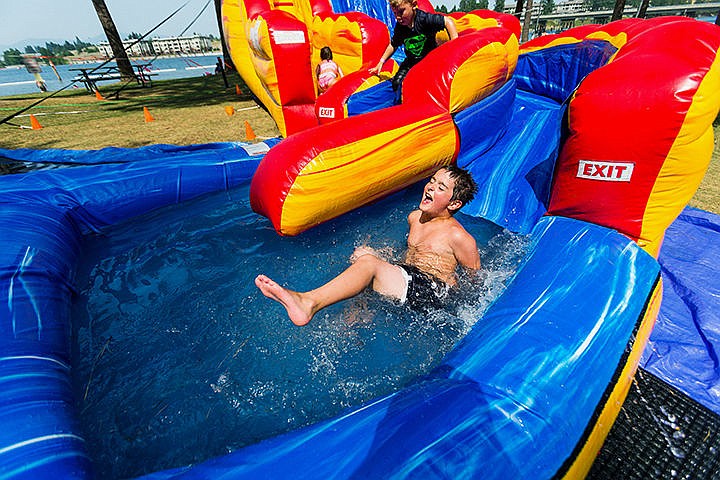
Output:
452 228 481 271
444 16 458 41
370 44 396 75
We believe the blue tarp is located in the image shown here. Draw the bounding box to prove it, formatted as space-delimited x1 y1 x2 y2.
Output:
642 207 720 415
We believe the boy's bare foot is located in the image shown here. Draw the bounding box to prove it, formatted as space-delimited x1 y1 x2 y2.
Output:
254 275 314 326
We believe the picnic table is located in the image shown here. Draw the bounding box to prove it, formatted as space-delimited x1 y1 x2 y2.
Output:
70 63 156 92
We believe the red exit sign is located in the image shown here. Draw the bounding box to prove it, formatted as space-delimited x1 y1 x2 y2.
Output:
577 160 634 182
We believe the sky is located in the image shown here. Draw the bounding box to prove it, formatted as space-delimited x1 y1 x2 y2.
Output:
0 0 221 52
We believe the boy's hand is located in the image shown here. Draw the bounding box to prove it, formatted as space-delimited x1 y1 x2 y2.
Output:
371 45 395 76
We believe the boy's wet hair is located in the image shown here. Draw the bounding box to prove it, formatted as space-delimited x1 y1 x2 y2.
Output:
388 0 415 7
320 46 333 61
441 165 478 211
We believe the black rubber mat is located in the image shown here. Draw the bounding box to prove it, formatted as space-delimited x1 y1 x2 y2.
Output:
589 368 720 479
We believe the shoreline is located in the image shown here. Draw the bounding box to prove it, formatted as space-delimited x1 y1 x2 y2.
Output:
0 51 223 68
59 51 224 65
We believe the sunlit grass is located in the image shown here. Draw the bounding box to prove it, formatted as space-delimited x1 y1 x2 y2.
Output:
0 74 279 150
689 129 720 214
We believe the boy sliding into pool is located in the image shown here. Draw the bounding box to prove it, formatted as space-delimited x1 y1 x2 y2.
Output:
369 0 458 97
255 165 480 326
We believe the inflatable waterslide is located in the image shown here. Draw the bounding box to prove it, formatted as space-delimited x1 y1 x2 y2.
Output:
0 3 719 479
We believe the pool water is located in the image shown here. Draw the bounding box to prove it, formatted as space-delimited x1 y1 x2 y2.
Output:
71 183 529 479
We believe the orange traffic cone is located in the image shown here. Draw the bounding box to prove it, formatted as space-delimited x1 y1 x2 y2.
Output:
143 106 155 123
224 105 235 116
244 121 256 141
235 84 242 96
94 89 106 100
29 114 43 130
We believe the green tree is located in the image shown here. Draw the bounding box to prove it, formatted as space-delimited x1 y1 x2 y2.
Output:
493 0 506 12
437 4 449 12
74 36 93 50
2 48 23 65
540 0 555 14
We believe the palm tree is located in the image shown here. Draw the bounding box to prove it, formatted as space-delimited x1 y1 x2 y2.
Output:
91 0 136 81
611 0 626 21
214 0 235 71
520 0 534 42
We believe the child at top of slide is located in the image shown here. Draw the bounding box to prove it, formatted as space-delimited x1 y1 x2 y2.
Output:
316 46 344 93
369 0 458 97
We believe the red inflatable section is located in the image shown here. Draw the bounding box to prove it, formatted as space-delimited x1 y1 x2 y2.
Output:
546 18 720 256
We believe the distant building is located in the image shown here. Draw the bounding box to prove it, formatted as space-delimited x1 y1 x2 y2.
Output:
151 35 214 55
504 2 543 16
97 39 155 58
502 0 607 17
97 35 213 58
554 0 586 14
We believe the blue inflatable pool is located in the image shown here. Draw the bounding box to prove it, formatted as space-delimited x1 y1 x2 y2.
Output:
0 135 664 479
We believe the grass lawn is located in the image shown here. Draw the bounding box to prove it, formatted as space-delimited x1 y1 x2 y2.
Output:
693 121 720 214
1 75 718 214
0 74 279 149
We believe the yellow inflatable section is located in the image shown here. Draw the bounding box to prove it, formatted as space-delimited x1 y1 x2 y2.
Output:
221 0 389 136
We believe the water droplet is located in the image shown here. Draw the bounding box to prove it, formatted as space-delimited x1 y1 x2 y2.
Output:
670 447 685 459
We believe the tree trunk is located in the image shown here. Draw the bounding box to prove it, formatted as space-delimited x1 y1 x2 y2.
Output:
636 0 649 18
514 0 525 18
521 0 534 43
214 0 235 72
91 0 136 81
611 0 627 21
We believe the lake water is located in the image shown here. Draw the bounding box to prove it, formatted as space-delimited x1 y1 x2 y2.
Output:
0 54 222 97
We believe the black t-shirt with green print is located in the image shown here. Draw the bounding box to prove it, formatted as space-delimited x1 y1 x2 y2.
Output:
391 9 447 67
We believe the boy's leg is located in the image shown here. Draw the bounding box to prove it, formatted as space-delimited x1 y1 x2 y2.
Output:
255 254 406 326
391 64 410 104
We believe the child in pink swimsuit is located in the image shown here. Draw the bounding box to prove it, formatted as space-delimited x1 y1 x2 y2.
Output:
316 46 343 93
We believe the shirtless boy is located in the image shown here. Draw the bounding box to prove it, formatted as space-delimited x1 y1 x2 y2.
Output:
255 165 480 326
